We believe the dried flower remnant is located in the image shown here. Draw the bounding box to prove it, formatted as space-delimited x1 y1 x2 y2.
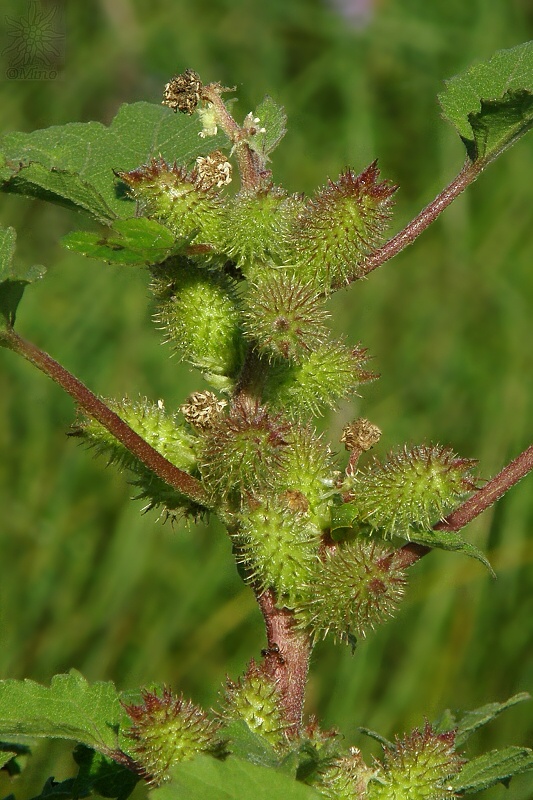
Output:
342 417 382 478
193 151 232 190
180 390 227 431
162 69 203 114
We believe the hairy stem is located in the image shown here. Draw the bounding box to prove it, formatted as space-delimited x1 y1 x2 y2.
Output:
2 329 209 507
435 444 533 532
257 589 311 733
232 345 266 407
356 159 482 278
201 83 262 192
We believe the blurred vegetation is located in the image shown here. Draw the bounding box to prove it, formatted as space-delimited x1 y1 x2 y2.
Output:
1 0 532 797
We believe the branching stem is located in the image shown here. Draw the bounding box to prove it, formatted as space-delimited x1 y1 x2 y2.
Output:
2 329 209 507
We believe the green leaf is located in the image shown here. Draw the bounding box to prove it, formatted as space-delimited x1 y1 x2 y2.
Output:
439 41 533 163
449 746 533 793
0 741 31 775
152 755 322 800
358 727 394 750
62 218 183 266
0 750 17 770
330 502 359 532
438 693 531 747
0 670 125 756
71 745 139 800
222 720 282 770
406 528 495 576
0 225 45 331
0 102 228 224
248 96 287 160
29 777 77 800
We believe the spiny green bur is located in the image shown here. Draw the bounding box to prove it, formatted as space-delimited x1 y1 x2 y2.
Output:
123 688 222 785
235 499 321 605
295 541 407 643
117 158 224 248
263 341 374 418
220 189 301 274
286 163 396 290
350 445 478 538
152 260 245 390
242 272 329 363
366 725 464 800
71 396 200 513
317 750 376 799
220 662 290 752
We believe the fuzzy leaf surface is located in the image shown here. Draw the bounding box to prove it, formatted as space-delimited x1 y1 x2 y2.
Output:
152 754 321 800
0 102 228 223
407 528 495 576
0 670 124 755
62 218 182 266
0 749 16 769
438 693 531 747
0 225 45 331
439 41 533 163
249 96 287 159
448 746 533 793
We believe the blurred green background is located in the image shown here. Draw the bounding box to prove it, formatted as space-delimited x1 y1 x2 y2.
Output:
1 0 532 797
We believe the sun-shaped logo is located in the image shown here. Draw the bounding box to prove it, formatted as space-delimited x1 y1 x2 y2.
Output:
3 1 64 78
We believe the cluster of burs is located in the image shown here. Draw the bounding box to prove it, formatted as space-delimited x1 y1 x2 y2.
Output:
76 72 476 648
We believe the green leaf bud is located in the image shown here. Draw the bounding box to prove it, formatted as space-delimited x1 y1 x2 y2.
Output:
153 260 245 389
287 162 396 291
235 498 321 604
295 540 406 643
123 687 222 785
116 157 224 248
70 396 200 514
367 724 464 800
243 271 329 362
263 341 375 419
220 188 303 274
199 399 291 505
221 661 290 751
350 445 478 538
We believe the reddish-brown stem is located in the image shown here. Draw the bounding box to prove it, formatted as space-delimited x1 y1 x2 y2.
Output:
435 444 533 532
2 329 209 507
352 159 483 281
257 588 311 733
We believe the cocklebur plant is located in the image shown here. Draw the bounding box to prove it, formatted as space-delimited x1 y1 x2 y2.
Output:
1 43 533 800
